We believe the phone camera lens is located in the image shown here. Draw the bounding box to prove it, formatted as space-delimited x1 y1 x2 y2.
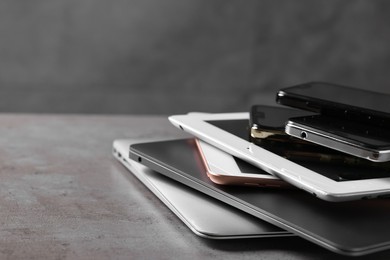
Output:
301 131 307 139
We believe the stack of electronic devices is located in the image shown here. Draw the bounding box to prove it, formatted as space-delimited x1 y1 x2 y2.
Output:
112 82 390 256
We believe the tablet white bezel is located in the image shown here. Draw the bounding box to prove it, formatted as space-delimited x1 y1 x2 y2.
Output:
195 139 291 188
169 112 390 202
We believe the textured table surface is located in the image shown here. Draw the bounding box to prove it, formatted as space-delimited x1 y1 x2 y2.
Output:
0 113 389 260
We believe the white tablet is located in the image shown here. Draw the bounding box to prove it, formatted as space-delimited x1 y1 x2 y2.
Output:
169 112 390 202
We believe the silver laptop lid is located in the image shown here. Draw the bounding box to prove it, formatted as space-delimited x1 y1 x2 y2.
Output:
113 139 292 239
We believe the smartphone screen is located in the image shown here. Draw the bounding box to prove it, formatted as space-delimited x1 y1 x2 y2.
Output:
276 82 390 126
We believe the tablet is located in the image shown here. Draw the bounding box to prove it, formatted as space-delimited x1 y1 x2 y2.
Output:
113 139 293 239
168 111 390 202
129 138 390 256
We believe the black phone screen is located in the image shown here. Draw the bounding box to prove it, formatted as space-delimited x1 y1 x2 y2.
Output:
276 82 390 126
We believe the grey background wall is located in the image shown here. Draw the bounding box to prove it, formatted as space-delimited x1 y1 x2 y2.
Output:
1 0 390 114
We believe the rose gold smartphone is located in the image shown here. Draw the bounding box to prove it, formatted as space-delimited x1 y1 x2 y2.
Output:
195 139 292 188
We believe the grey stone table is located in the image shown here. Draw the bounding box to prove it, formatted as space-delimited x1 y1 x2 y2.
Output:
0 113 389 259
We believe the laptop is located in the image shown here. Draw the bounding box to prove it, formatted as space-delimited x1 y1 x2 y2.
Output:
113 139 293 239
129 137 390 256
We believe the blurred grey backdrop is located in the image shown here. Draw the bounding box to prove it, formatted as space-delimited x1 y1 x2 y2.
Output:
1 0 390 114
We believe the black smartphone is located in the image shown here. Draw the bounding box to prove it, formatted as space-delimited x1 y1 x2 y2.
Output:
276 82 390 127
249 105 372 165
286 114 390 162
249 105 314 142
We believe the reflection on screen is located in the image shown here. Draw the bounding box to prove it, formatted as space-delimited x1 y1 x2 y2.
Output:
207 119 390 182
